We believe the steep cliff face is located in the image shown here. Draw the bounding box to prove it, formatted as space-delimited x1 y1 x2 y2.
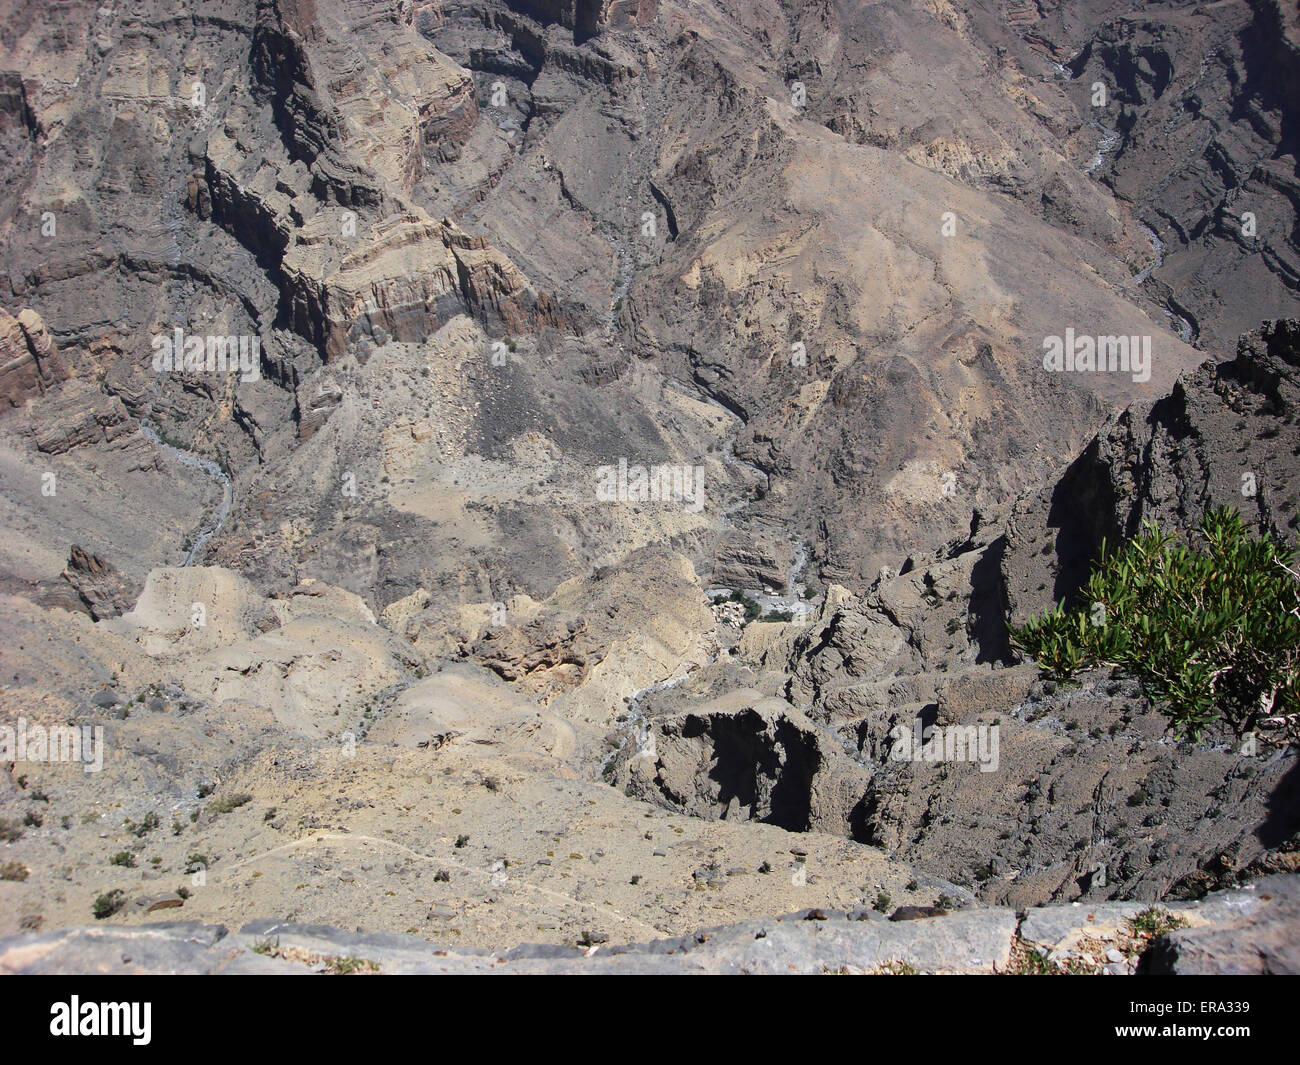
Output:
1014 0 1300 356
503 0 658 37
0 308 64 408
1001 318 1300 625
424 0 1219 588
0 0 553 396
817 320 1300 905
615 695 870 839
0 0 573 585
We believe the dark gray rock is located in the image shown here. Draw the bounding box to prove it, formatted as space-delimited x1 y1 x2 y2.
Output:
1139 875 1300 975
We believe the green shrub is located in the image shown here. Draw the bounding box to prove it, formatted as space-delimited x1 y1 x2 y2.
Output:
1012 507 1300 739
324 955 379 975
1128 906 1188 938
207 792 252 815
92 890 125 920
0 861 28 882
129 811 160 837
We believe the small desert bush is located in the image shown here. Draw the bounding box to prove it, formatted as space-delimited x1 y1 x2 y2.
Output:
207 792 252 815
92 890 125 920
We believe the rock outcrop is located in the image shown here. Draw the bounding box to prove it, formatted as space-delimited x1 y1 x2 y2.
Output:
0 308 64 408
2 874 1292 974
1002 318 1300 624
504 1 658 37
36 544 141 620
617 693 869 838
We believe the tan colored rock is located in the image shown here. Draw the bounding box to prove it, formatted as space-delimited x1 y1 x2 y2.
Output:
0 308 65 409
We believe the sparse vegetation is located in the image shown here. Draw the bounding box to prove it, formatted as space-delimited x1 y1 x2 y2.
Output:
208 792 253 815
0 861 29 882
325 954 379 975
127 811 160 837
248 935 379 974
1128 906 1189 939
1005 941 1075 975
92 890 125 920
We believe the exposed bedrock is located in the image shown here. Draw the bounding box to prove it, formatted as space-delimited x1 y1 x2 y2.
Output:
609 319 1300 908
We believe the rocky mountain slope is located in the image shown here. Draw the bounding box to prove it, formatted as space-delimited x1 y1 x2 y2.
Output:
0 0 1295 968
